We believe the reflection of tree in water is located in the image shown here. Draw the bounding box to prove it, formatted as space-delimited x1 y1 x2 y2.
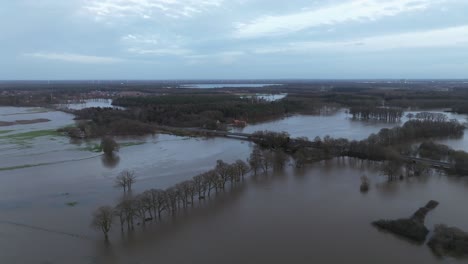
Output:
101 154 120 168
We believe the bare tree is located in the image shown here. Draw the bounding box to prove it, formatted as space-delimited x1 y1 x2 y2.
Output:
137 191 154 221
113 205 126 232
165 187 179 215
261 149 274 173
91 206 114 240
249 146 263 175
273 150 288 170
227 164 240 184
185 180 196 205
176 182 190 208
193 174 207 198
115 199 136 230
202 170 218 196
381 160 402 181
234 160 249 181
114 170 137 193
133 196 149 225
215 160 230 190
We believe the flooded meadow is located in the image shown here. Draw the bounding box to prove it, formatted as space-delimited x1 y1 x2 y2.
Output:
1 105 468 263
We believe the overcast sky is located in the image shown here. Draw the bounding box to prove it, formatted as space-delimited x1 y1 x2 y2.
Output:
2 0 468 80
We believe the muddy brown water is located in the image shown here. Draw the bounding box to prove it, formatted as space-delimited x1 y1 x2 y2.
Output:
1 106 468 263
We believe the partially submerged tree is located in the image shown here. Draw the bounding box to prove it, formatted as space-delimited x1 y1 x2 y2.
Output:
273 150 288 170
360 175 370 193
381 160 403 181
234 160 250 181
91 206 114 240
115 170 137 193
95 158 258 240
249 146 263 175
260 149 274 173
292 148 308 168
101 136 119 156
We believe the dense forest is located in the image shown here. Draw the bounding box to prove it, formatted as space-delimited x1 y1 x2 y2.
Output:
112 94 325 124
60 94 324 137
3 80 468 139
3 80 468 112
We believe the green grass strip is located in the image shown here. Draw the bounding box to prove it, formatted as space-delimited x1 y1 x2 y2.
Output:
66 202 78 207
120 142 145 147
0 130 14 135
0 129 61 140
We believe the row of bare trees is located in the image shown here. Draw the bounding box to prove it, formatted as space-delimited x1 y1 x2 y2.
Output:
407 112 449 122
92 159 251 239
349 106 404 122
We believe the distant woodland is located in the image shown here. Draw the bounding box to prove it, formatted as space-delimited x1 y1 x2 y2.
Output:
2 81 468 138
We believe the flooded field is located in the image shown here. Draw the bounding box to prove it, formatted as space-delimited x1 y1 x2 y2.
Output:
1 105 468 263
56 99 120 110
241 109 468 140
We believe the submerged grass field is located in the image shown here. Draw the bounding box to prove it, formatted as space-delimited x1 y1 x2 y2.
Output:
0 129 66 149
0 130 14 135
120 142 145 148
79 141 145 153
0 129 61 140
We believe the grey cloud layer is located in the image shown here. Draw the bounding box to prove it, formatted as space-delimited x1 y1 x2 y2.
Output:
2 0 468 79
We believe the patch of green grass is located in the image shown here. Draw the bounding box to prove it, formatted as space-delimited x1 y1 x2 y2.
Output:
0 163 48 171
66 201 78 207
120 142 145 147
0 130 14 135
0 129 61 141
78 141 144 153
0 155 101 171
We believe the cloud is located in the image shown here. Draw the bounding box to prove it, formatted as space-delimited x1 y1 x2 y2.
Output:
235 0 437 38
122 34 160 44
184 51 245 65
24 52 124 64
128 47 191 56
84 0 223 20
254 25 468 54
122 33 191 56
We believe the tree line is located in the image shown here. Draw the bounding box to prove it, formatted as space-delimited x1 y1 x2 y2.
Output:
286 119 466 180
91 143 296 240
92 158 256 239
349 106 403 122
418 141 468 174
407 112 449 122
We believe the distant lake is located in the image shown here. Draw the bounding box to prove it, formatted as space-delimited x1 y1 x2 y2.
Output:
182 84 282 89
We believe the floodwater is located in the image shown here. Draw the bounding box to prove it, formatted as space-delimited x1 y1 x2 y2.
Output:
1 106 468 263
56 99 122 110
241 109 468 140
240 93 288 102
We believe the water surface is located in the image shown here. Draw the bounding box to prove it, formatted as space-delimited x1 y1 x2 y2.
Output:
1 106 468 263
